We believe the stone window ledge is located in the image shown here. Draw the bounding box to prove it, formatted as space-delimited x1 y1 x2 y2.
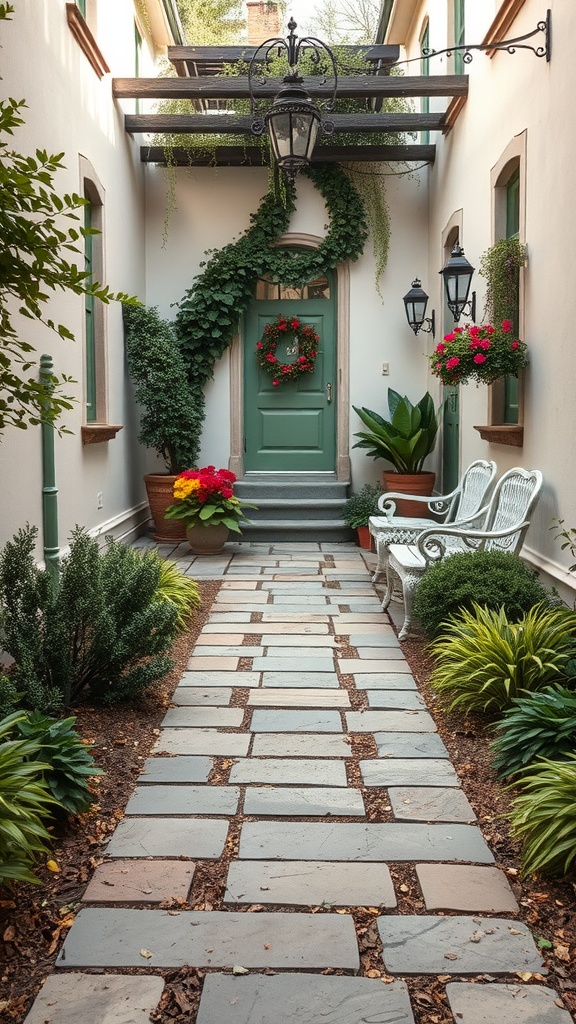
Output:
474 424 524 447
81 424 123 445
66 3 110 78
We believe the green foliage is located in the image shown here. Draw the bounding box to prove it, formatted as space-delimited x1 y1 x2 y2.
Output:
0 675 20 717
342 483 382 528
551 518 576 573
429 604 576 714
352 389 441 473
479 236 527 326
0 711 56 887
14 712 103 816
413 550 552 639
0 526 178 711
176 0 244 44
0 4 135 432
491 687 576 779
123 304 201 473
155 558 201 631
509 754 576 877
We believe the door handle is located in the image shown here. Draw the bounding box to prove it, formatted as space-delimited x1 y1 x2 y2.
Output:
325 382 333 403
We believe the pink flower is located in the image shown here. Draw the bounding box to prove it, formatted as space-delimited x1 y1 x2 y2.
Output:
290 318 300 329
454 326 464 334
469 342 479 351
446 357 460 369
511 341 520 349
483 325 495 335
277 323 287 332
479 340 491 350
469 325 480 339
266 353 278 363
435 342 446 354
501 320 513 333
473 353 487 364
298 355 307 363
444 332 456 343
256 342 263 349
272 379 280 386
282 365 291 373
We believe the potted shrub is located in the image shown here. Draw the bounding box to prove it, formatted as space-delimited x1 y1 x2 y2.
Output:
352 389 442 516
123 305 201 541
342 484 382 549
428 320 528 386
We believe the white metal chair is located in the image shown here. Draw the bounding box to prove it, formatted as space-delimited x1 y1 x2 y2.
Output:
369 459 497 583
382 467 543 641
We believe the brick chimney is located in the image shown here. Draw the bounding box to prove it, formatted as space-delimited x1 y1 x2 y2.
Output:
246 2 283 45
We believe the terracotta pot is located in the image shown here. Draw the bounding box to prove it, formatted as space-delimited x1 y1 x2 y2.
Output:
381 471 436 518
356 525 375 551
186 523 230 554
144 473 187 543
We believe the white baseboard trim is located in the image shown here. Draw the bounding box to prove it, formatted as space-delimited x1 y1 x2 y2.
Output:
522 544 576 593
88 502 150 546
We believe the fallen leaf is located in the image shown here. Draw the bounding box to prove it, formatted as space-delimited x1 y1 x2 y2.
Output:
508 928 521 936
437 975 451 983
2 925 16 942
444 953 460 961
263 944 271 950
554 943 571 962
365 969 381 978
516 971 533 982
233 965 249 975
46 859 60 873
399 884 410 893
140 949 153 959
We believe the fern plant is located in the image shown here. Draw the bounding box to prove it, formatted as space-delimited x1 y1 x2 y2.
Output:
14 713 103 816
491 686 576 778
429 603 576 713
0 712 56 886
509 754 576 877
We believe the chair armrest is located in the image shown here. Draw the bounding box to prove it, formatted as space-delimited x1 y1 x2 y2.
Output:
377 490 453 519
417 520 530 562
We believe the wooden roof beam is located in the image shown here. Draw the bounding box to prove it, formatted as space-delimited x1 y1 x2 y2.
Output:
139 143 436 165
125 112 446 135
113 74 468 101
167 43 401 65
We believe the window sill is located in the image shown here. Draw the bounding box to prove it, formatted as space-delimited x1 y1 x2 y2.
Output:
82 424 123 445
474 424 524 447
66 3 110 78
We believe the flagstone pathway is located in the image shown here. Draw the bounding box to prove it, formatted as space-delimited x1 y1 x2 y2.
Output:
24 542 573 1024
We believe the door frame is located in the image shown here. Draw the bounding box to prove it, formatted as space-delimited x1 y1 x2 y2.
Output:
229 232 351 481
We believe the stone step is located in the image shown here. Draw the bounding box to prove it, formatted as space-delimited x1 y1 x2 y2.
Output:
235 473 350 500
239 519 353 544
234 473 354 543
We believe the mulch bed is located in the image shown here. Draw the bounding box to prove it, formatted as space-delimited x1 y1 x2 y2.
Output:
1 582 575 1024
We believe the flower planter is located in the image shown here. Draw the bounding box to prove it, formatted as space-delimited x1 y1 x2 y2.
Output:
381 471 436 518
144 474 187 543
357 526 375 551
186 523 230 554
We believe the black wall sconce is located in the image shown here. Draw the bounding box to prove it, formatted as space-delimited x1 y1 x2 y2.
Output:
403 279 435 337
439 243 476 323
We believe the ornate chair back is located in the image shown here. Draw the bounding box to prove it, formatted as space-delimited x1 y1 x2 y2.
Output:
481 467 543 553
448 459 497 523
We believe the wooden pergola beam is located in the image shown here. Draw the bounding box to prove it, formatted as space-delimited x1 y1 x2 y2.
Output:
167 43 401 65
112 74 468 101
139 144 436 165
125 112 446 135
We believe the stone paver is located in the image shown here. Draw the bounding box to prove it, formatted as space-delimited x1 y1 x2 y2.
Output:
178 671 260 687
239 822 494 863
445 983 573 1024
348 710 437 732
375 732 449 758
252 656 335 672
125 785 239 816
262 671 338 687
390 786 476 821
105 818 228 859
22 974 165 1024
171 687 233 705
250 709 343 732
202 621 329 634
139 756 212 783
348 633 401 647
197 975 414 1024
193 645 263 657
251 733 350 757
224 860 395 907
361 758 460 787
243 786 364 817
161 707 244 728
156 729 250 756
354 672 416 689
247 688 350 707
186 656 240 670
229 758 348 786
57 909 360 969
365 690 426 709
339 659 414 674
260 634 336 646
82 860 195 903
377 916 542 975
416 864 519 912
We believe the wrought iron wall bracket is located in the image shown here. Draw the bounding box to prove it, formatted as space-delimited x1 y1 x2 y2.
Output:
422 9 551 64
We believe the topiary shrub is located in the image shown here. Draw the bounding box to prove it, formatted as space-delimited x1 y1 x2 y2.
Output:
413 550 552 638
491 686 576 778
429 603 576 714
0 526 179 711
14 712 103 816
509 754 576 877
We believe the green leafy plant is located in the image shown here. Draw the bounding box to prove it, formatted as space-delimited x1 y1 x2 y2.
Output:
413 550 552 638
0 675 20 717
155 557 201 631
123 304 201 473
479 236 527 325
0 711 56 886
0 526 178 711
509 754 576 877
428 320 528 387
165 466 256 533
352 389 441 473
342 483 382 528
14 712 103 816
429 603 576 714
491 686 576 779
551 518 576 573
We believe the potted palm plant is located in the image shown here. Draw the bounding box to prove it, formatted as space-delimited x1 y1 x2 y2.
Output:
123 305 201 542
342 484 382 549
352 389 442 516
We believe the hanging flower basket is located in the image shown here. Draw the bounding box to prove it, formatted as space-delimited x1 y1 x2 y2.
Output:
256 314 319 387
428 320 528 387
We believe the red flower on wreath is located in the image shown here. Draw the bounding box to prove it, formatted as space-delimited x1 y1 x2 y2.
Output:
256 314 319 388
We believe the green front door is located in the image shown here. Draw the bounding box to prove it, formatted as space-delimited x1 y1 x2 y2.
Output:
244 290 336 472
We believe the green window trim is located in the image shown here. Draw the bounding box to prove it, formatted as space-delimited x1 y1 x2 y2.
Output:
421 21 430 146
84 201 97 423
134 22 142 115
76 0 87 17
503 168 521 425
454 0 465 75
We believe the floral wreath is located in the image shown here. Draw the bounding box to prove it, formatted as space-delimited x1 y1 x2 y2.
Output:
256 314 319 387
